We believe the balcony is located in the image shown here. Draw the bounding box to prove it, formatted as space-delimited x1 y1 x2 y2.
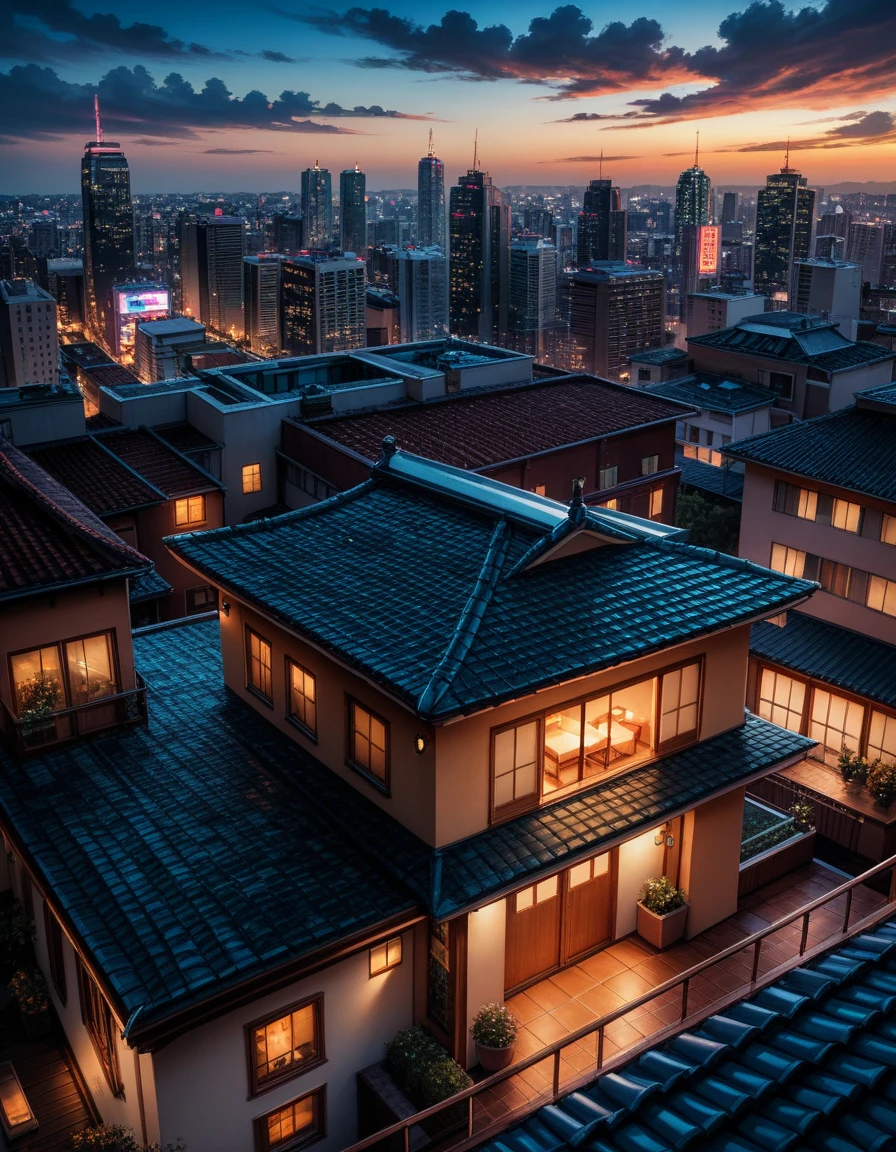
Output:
0 677 147 758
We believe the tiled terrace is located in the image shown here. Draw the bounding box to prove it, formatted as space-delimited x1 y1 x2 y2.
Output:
473 861 886 1129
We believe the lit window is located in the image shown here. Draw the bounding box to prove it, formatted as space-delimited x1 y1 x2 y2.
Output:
515 875 558 913
757 668 806 732
568 854 608 888
256 1088 325 1152
867 575 896 617
658 662 701 746
649 488 663 519
598 466 617 490
246 628 273 702
243 463 262 494
770 543 806 578
641 455 659 476
809 688 864 767
369 936 403 977
868 711 896 762
287 660 317 738
602 499 619 510
830 498 862 534
174 494 206 526
492 720 539 816
348 699 389 790
248 997 323 1095
77 960 122 1095
882 514 896 547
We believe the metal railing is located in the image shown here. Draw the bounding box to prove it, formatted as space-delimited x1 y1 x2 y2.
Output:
0 678 147 757
343 853 896 1152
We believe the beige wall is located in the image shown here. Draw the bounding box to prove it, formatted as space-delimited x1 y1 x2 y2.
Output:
465 900 506 1066
679 787 745 938
615 829 667 938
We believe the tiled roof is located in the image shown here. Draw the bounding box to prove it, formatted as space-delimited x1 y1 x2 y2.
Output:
675 451 744 502
99 428 221 498
723 404 896 502
167 451 817 721
0 618 417 1031
129 567 172 603
153 423 221 455
29 438 165 516
644 373 774 414
301 376 688 469
689 318 895 372
480 918 896 1152
751 612 896 713
0 439 151 602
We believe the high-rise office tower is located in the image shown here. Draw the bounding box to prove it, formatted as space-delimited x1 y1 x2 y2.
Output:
815 235 845 260
792 258 861 328
552 223 575 272
880 225 896 288
846 222 884 284
28 218 59 259
280 253 366 355
0 279 59 387
81 96 134 350
417 131 445 249
339 164 366 255
577 173 626 266
301 163 333 250
272 215 304 255
720 192 738 225
243 255 282 355
753 153 816 301
448 153 510 343
818 208 850 239
569 263 664 380
386 247 448 342
673 142 711 315
508 236 558 358
181 215 245 337
523 207 554 238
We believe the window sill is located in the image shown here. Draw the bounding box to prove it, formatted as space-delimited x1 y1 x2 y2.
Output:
287 716 318 744
248 1056 328 1101
246 685 274 710
346 760 390 798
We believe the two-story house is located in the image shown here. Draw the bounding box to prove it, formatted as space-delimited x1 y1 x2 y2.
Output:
723 381 896 863
0 441 816 1151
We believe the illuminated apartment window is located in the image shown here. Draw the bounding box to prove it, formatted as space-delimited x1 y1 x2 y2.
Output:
598 466 617 490
529 484 546 496
658 662 701 748
242 463 263 494
174 494 206 526
287 659 317 738
369 936 403 977
492 720 539 817
757 668 806 732
348 699 389 790
247 996 323 1096
255 1088 325 1152
809 688 864 767
649 488 663 519
773 481 863 534
868 711 896 762
10 633 117 717
882 514 896 547
246 628 273 702
867 575 896 617
770 543 806 578
641 455 659 476
77 959 122 1095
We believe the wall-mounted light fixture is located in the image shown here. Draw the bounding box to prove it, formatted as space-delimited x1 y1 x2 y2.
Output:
414 734 428 755
654 824 676 849
221 601 230 617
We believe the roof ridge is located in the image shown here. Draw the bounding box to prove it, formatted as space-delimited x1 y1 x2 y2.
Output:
722 405 848 460
652 534 820 592
87 432 169 502
416 518 512 717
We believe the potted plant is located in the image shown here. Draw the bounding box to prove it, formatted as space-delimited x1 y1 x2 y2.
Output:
789 797 814 832
637 876 688 949
9 968 50 1038
838 746 869 792
470 1003 519 1072
16 672 62 740
867 760 896 809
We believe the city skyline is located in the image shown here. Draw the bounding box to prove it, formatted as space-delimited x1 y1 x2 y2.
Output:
2 0 896 191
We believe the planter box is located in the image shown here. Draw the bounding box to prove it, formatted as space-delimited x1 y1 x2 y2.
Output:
738 829 816 897
636 902 688 949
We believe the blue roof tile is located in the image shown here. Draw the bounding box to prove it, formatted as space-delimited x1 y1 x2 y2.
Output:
675 451 745 502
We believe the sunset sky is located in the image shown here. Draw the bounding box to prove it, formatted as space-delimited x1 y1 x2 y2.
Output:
2 0 895 192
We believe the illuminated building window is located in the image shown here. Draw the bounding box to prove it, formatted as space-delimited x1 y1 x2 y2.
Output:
882 514 896 547
348 699 389 791
243 463 263 494
492 719 540 817
10 634 117 720
246 628 273 703
247 998 324 1097
287 660 317 738
255 1088 325 1151
369 936 403 977
174 494 206 526
867 576 896 617
810 688 864 767
757 668 806 733
649 488 663 519
77 959 122 1096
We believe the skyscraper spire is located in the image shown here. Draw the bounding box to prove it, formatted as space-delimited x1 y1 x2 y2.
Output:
94 93 103 145
428 128 434 158
473 129 479 172
783 138 791 171
598 149 603 180
694 130 699 169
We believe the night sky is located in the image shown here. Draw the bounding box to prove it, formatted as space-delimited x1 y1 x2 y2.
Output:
2 0 895 191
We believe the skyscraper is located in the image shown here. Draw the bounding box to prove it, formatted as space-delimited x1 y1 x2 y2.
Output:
846 222 884 284
508 236 558 358
81 96 135 350
448 154 510 343
0 279 59 387
301 163 333 250
673 142 711 315
244 255 282 355
753 154 816 301
386 247 448 342
339 165 366 255
181 215 245 337
417 131 445 249
569 264 664 380
577 174 626 266
280 254 366 355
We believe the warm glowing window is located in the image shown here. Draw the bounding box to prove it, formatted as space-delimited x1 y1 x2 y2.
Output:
348 699 389 789
369 936 403 976
249 997 323 1095
809 688 864 767
867 575 896 617
568 854 608 889
246 628 273 701
515 875 558 912
65 635 116 706
774 481 863 534
757 669 806 733
174 494 206 526
77 959 122 1096
242 463 262 494
641 455 659 476
492 720 539 815
882 514 896 547
649 488 663 519
256 1088 325 1152
770 543 806 578
659 662 701 746
11 634 116 718
287 660 317 737
830 498 862 533
601 499 619 510
868 711 896 763
10 646 65 716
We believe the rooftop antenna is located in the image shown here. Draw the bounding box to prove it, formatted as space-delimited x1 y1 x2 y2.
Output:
354 160 360 172
427 128 434 158
784 138 791 171
694 130 699 168
94 93 103 145
473 128 479 172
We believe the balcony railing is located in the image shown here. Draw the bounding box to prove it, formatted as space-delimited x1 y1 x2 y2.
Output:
0 677 147 757
341 853 896 1152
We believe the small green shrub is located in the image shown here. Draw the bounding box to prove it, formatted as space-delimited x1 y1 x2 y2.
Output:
72 1126 186 1152
868 760 896 808
418 1056 473 1108
639 876 687 915
838 746 869 786
9 967 48 1014
470 1003 519 1048
386 1025 472 1108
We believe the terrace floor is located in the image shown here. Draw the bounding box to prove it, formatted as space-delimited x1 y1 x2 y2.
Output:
473 861 886 1131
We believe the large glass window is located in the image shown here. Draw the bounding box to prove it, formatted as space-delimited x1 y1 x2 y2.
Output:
255 1087 325 1151
868 711 896 763
867 576 896 617
659 663 701 746
493 720 539 815
11 635 116 715
809 689 865 767
773 481 863 534
10 646 65 716
287 660 317 738
757 669 806 732
249 997 323 1095
77 960 122 1095
770 543 807 578
348 700 389 789
65 635 116 706
246 628 273 702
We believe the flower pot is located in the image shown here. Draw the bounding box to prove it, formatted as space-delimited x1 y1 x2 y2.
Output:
20 1008 50 1040
637 901 688 950
475 1041 516 1073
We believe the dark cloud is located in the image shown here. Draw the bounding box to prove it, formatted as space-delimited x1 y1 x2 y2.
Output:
0 64 432 141
550 111 645 123
538 154 640 163
260 50 301 63
728 110 896 153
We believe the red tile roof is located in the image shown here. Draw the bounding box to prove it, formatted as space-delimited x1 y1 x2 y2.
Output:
303 376 687 470
0 440 150 602
29 438 165 516
99 429 221 498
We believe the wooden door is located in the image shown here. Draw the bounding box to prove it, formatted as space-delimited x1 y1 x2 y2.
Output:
563 853 613 963
504 875 562 992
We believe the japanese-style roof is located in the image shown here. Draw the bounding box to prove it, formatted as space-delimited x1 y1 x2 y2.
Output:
722 397 896 502
0 618 417 1034
644 373 774 414
675 451 745 503
688 315 896 373
29 437 165 516
97 428 222 499
153 423 221 455
167 448 816 722
751 612 896 713
129 567 172 604
0 438 151 602
300 375 688 470
479 918 896 1152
